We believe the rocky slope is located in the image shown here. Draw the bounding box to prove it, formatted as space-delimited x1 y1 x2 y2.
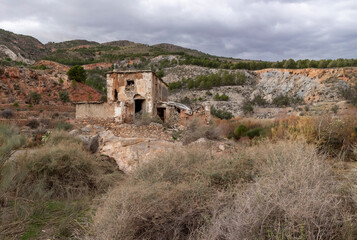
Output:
165 66 356 117
0 29 47 64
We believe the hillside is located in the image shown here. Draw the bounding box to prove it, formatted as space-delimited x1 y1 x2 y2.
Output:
0 29 47 64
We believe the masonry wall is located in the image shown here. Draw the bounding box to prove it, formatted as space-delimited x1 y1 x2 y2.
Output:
76 103 115 119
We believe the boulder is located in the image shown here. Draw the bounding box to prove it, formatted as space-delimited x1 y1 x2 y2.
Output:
98 130 180 173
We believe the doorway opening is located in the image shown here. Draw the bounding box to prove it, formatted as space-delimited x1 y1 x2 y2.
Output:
157 108 165 122
135 99 145 113
114 89 118 101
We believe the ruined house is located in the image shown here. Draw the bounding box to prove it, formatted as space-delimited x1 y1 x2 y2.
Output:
76 70 187 123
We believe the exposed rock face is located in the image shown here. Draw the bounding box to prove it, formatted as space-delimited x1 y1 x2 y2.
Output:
167 66 357 117
0 63 102 105
99 130 180 172
0 45 34 64
254 68 354 103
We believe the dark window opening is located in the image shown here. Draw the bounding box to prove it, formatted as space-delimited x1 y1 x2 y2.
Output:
157 108 165 122
135 99 145 113
126 80 135 91
114 89 118 101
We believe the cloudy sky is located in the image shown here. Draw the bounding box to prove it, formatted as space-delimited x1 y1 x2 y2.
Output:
0 0 356 61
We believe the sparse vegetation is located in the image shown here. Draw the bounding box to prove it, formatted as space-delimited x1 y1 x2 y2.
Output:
86 140 356 240
59 90 70 103
168 71 246 91
210 105 233 120
214 93 229 101
0 130 122 239
242 100 254 114
55 121 73 131
1 109 13 118
272 94 303 107
182 118 221 144
27 119 40 129
30 91 42 104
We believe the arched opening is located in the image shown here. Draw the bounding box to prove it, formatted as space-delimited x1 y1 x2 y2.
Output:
134 94 146 114
135 99 145 113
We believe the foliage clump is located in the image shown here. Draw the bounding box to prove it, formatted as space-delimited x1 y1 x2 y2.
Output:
210 105 233 120
59 90 70 103
30 91 42 104
67 65 86 83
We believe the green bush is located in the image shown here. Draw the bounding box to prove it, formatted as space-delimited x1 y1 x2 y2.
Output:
55 122 73 131
245 128 264 139
210 106 233 120
13 102 19 107
272 94 290 107
214 93 229 101
30 92 42 104
252 95 268 106
242 100 254 114
234 124 248 139
272 94 303 107
59 90 70 103
67 65 86 83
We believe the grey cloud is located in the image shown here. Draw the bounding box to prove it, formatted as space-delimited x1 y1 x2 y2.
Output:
0 0 356 60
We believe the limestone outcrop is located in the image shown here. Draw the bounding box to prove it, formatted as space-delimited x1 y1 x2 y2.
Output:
98 130 180 172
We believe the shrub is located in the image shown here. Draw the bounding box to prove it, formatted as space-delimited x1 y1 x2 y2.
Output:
67 65 86 83
134 112 162 126
210 106 233 120
241 100 254 114
87 146 255 240
59 90 70 103
272 94 290 107
234 124 248 139
331 105 339 114
55 121 73 131
1 131 121 200
251 94 268 106
205 140 354 240
214 93 229 101
245 127 264 139
182 119 221 144
27 119 40 129
156 69 164 78
13 102 19 107
0 124 25 166
1 109 13 118
30 92 41 104
272 94 303 107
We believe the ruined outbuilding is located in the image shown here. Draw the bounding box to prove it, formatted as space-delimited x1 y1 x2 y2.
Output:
76 70 193 123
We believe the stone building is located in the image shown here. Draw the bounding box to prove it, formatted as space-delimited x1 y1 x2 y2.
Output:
76 70 171 123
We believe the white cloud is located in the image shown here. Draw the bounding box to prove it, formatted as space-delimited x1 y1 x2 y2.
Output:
0 0 356 60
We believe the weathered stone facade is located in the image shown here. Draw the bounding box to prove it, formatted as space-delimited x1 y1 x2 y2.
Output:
76 70 169 123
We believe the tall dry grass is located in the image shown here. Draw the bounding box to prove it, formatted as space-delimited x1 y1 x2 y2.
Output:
86 140 356 240
204 141 356 240
86 146 255 240
0 130 122 239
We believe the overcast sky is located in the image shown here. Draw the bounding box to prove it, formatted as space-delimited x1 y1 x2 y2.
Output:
0 0 356 61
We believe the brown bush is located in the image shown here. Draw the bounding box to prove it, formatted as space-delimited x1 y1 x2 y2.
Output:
1 131 122 200
204 140 355 240
182 118 221 144
86 146 255 240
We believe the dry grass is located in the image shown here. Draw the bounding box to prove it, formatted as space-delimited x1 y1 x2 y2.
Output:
204 140 356 240
271 115 357 157
86 140 356 240
182 118 221 144
86 146 255 240
0 130 122 239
